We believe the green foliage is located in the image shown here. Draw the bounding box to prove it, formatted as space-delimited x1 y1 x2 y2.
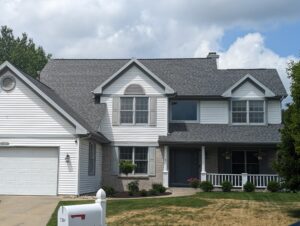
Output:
221 181 233 192
148 188 159 196
267 181 280 192
0 26 51 78
102 186 116 197
152 183 166 193
127 180 139 195
187 178 200 189
139 189 148 196
119 160 136 176
273 60 300 191
199 181 213 192
243 181 255 192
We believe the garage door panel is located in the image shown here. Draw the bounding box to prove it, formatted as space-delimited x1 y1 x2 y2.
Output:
0 147 58 195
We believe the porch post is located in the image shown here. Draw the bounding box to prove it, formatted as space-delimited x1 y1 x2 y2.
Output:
163 146 169 188
201 146 207 181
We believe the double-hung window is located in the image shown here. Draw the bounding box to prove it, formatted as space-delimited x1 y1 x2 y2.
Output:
120 97 149 124
119 147 148 174
232 100 264 124
88 142 96 176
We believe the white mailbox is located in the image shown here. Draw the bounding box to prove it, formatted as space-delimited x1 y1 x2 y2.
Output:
58 188 106 226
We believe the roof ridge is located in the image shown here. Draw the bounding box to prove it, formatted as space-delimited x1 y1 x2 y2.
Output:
220 68 276 71
50 57 210 61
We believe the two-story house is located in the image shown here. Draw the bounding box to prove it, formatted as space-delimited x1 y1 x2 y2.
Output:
0 52 286 195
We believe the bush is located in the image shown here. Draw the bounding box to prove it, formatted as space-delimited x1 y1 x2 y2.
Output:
127 180 139 195
199 181 213 192
102 186 115 197
139 189 148 196
187 178 200 189
152 183 166 193
221 181 233 192
243 181 255 192
267 181 280 192
119 160 136 175
148 189 159 196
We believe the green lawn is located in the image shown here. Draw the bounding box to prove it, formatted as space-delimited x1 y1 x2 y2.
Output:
47 192 300 226
47 196 209 226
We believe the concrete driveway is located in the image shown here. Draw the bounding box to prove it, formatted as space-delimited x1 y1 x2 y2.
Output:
0 195 60 226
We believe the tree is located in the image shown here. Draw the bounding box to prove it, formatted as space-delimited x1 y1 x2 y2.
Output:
273 60 300 191
0 26 51 78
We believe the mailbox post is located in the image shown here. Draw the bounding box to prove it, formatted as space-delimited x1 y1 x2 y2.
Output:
58 188 107 226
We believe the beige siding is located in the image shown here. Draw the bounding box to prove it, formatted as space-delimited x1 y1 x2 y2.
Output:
200 101 229 124
232 81 264 98
0 70 76 135
0 138 78 195
103 66 164 95
79 139 102 194
268 100 282 124
102 145 163 191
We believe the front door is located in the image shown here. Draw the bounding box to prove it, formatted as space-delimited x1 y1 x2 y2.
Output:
169 149 199 187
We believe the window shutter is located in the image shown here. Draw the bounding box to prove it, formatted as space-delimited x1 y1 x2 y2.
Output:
111 146 119 175
148 147 156 176
112 97 120 126
149 97 157 126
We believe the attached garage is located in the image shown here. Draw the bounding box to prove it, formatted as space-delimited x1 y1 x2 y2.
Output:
0 147 58 195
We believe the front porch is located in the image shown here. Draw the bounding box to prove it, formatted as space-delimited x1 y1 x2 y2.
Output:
162 145 280 189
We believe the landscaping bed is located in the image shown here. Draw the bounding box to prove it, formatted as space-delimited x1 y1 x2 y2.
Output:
110 191 172 198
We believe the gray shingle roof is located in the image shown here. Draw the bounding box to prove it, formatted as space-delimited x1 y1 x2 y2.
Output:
40 58 286 139
159 123 282 144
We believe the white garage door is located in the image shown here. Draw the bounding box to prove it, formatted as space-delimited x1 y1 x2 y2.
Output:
0 147 58 195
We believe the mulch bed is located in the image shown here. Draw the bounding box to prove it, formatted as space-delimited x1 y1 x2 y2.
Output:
111 191 172 198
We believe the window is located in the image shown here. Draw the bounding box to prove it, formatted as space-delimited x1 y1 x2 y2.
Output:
232 100 264 124
119 147 148 174
120 97 149 124
88 142 96 176
232 151 259 174
171 100 198 121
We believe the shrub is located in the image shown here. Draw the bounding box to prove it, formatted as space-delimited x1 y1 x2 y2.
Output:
243 181 255 192
199 181 213 192
187 178 200 189
119 160 136 175
127 180 139 195
152 183 166 193
221 181 233 192
102 186 115 197
148 189 159 196
267 181 280 192
139 189 148 196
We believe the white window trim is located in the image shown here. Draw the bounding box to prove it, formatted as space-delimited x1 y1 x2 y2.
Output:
120 96 149 125
170 100 200 123
231 99 266 125
119 147 149 176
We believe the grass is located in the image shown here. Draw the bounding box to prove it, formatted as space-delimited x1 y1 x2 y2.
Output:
47 196 209 226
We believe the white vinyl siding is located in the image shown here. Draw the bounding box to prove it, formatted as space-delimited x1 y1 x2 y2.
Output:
79 139 102 194
0 71 76 135
268 100 282 124
232 81 264 98
200 101 229 124
0 138 78 195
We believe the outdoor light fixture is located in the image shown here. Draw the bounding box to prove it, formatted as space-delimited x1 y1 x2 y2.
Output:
65 154 70 163
254 151 264 160
222 151 231 160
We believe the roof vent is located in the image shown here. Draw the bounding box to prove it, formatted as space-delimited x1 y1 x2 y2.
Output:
207 52 219 59
0 74 16 91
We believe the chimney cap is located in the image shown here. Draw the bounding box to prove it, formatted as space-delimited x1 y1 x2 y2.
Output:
207 52 219 59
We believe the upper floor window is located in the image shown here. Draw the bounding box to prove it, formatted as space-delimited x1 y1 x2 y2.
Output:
120 97 149 124
171 100 198 122
232 100 264 124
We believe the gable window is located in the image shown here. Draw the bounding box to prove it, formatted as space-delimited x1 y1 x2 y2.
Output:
171 100 198 122
232 100 264 124
119 147 148 174
120 97 149 124
88 142 96 176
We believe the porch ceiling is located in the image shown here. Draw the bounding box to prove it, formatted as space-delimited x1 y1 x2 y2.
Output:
159 123 282 145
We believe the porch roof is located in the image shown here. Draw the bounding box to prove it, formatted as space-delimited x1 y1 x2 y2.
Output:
159 123 282 145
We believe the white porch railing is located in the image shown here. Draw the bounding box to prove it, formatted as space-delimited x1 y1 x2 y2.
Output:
206 173 280 189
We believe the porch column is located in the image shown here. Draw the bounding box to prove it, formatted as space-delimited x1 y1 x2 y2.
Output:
201 146 207 181
163 146 169 188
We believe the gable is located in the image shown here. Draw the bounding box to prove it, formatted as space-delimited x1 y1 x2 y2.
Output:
232 80 265 98
103 65 165 95
0 68 76 135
